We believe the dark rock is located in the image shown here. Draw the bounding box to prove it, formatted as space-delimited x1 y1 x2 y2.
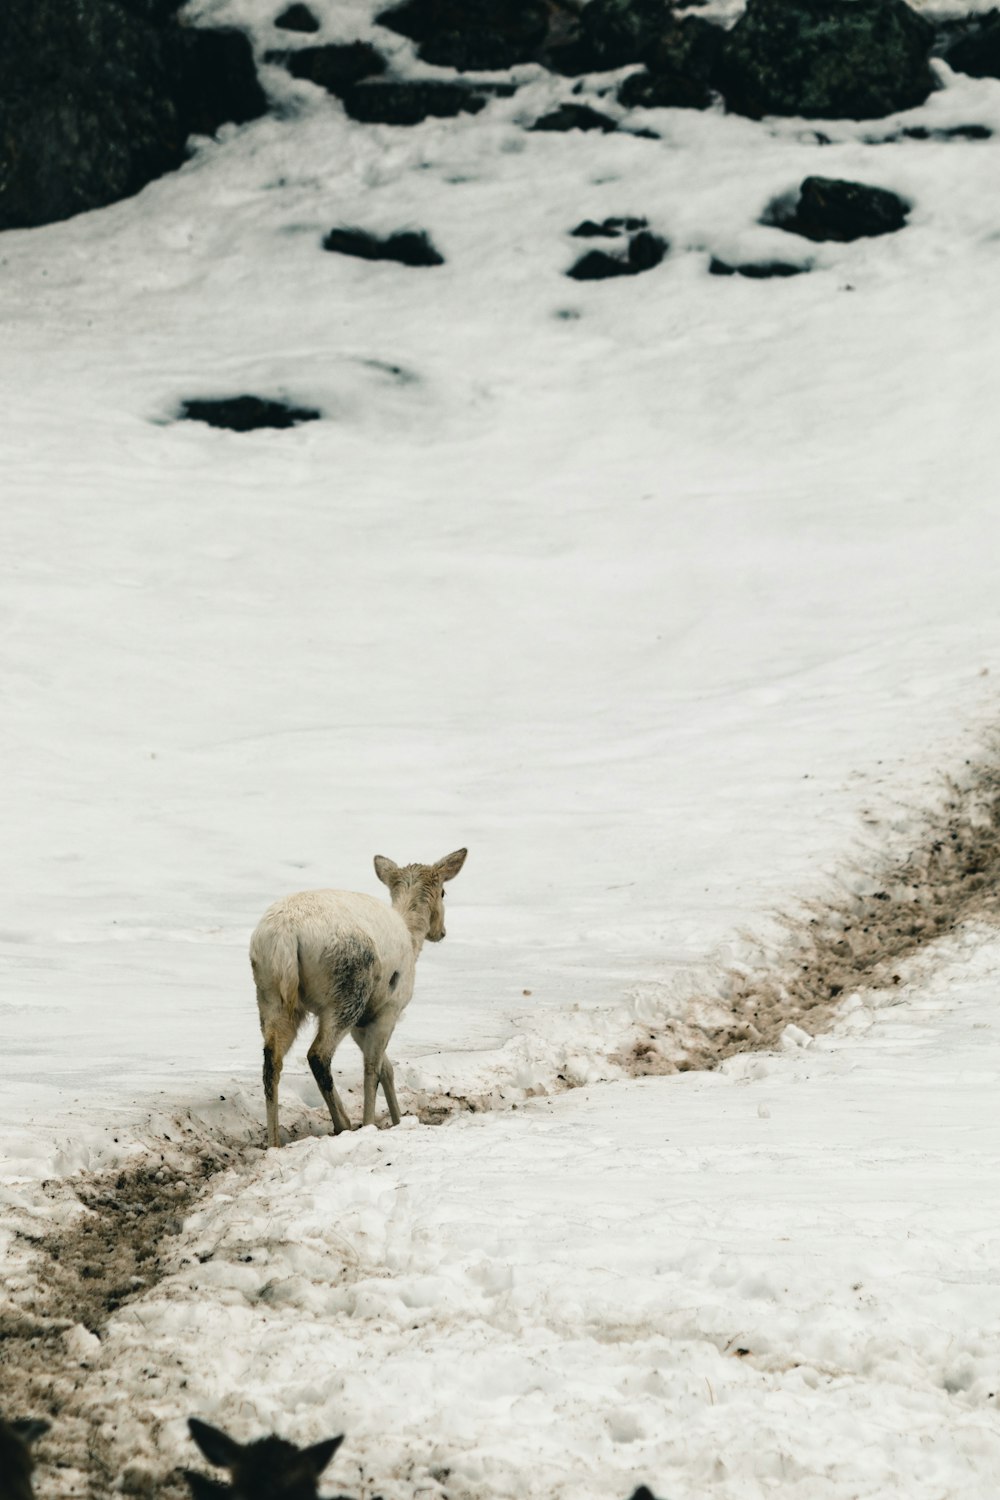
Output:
530 103 619 132
571 216 648 237
566 228 667 278
173 27 269 139
708 256 810 277
618 17 723 109
280 42 388 95
178 396 321 431
549 0 677 74
374 0 426 41
339 79 488 124
377 0 549 70
618 65 708 109
0 3 267 231
322 226 445 265
627 228 667 272
940 10 1000 78
719 0 936 120
567 248 633 279
274 3 320 32
890 123 993 142
765 176 910 241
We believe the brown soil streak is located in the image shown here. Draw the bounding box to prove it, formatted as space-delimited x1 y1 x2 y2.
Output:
625 757 1000 1074
0 1145 242 1498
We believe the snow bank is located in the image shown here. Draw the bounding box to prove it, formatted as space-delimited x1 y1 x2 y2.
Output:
61 942 1000 1500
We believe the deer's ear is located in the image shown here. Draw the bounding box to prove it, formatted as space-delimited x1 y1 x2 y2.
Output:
185 1471 231 1500
304 1434 344 1476
435 848 467 882
188 1419 242 1470
374 856 400 887
11 1420 49 1447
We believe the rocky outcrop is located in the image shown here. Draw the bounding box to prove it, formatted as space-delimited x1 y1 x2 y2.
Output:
0 0 267 231
272 42 388 96
939 10 1000 79
322 227 445 265
178 396 321 431
273 4 320 33
765 177 910 241
708 257 809 278
339 79 491 124
719 0 936 120
566 227 667 279
376 0 549 71
617 16 723 109
530 103 619 132
868 123 992 143
571 216 648 237
549 0 677 75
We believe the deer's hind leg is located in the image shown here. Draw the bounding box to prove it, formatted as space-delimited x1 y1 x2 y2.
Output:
307 1012 353 1135
378 1053 401 1126
352 1012 401 1127
259 994 302 1149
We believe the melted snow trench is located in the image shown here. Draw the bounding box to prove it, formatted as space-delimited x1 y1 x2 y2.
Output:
5 754 1000 1496
625 751 1000 1077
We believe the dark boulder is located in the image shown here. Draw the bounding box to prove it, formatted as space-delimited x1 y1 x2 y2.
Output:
322 227 445 265
275 42 388 95
274 4 320 32
376 0 549 70
907 122 991 140
626 228 667 272
618 66 707 110
0 1 267 231
530 103 619 132
173 28 269 139
708 257 810 278
339 79 489 124
765 176 910 241
868 122 993 142
719 0 936 120
617 16 723 109
178 396 321 431
940 10 1000 79
549 0 677 74
571 216 648 236
566 228 667 279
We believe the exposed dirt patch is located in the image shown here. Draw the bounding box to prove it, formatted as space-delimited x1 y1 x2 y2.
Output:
0 1137 246 1498
625 754 1000 1075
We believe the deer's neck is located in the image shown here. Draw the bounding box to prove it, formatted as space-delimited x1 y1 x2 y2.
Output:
393 891 428 955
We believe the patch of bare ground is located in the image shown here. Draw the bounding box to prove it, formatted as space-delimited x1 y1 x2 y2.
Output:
625 756 1000 1076
0 1130 248 1499
411 1084 551 1126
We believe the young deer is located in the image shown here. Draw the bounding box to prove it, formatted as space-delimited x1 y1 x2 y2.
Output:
185 1418 343 1500
0 1416 49 1500
250 849 467 1147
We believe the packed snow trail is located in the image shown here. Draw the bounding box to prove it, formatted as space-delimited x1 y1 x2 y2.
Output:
7 934 999 1500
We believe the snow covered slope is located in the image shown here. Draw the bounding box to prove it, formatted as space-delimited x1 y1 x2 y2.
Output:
4 3 1000 1171
2 5 1000 1493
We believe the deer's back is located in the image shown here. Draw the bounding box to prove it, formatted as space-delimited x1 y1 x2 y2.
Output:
253 890 415 1017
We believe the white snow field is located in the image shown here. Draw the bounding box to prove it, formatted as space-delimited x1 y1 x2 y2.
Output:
3 0 1000 1493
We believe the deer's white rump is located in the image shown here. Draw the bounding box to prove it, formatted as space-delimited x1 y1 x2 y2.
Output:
250 849 467 1147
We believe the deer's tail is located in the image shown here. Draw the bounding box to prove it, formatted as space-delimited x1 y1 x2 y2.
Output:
251 922 301 1016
